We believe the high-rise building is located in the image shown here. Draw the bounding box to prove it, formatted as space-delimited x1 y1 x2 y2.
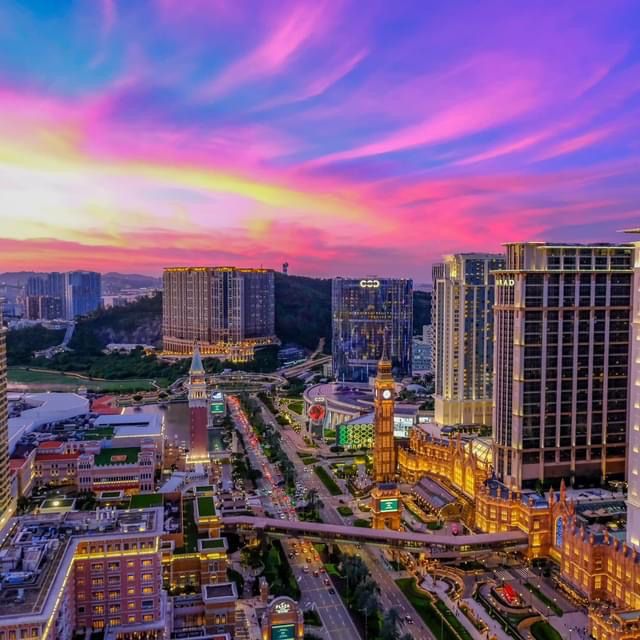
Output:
188 343 209 461
163 267 276 359
625 233 640 550
0 312 10 521
332 277 413 382
64 271 101 319
25 295 63 320
493 242 632 490
433 253 505 427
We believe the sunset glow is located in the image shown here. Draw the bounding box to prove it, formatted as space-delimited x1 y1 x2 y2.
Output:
1 0 639 277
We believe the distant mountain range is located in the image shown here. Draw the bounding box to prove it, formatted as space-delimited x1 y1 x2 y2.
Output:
0 271 162 292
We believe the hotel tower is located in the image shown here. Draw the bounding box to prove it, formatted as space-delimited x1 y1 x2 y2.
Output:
492 242 632 490
432 253 505 427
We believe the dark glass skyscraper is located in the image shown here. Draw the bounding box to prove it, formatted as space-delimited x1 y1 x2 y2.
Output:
493 242 632 490
64 271 102 319
332 277 412 382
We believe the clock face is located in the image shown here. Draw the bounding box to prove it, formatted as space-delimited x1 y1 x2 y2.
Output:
382 389 392 400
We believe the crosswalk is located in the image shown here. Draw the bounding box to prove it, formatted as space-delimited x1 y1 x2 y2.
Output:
495 566 535 582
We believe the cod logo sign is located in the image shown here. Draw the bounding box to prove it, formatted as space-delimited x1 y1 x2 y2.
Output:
359 279 380 288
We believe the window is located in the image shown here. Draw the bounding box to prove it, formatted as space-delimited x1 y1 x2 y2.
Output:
143 614 154 623
128 601 136 610
108 590 120 600
141 573 153 582
91 563 103 572
92 605 105 615
142 586 154 594
128 615 136 624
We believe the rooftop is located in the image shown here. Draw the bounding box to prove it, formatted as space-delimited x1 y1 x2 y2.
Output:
196 496 216 518
94 446 140 466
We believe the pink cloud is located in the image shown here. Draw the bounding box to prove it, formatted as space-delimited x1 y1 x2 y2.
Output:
203 2 339 98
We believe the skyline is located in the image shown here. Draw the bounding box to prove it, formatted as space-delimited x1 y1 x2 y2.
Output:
1 1 640 279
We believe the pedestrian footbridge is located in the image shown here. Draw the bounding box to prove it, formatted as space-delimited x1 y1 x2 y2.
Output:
222 516 528 556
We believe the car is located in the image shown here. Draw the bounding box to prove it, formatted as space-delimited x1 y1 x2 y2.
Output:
328 588 336 594
313 570 319 577
324 578 330 586
320 567 326 573
303 566 309 573
405 616 413 624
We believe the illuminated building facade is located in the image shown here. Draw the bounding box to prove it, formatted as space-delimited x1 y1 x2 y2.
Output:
626 233 640 551
433 253 504 427
0 508 165 640
332 277 413 382
0 312 10 521
371 347 402 530
188 343 209 461
493 243 632 490
163 266 276 359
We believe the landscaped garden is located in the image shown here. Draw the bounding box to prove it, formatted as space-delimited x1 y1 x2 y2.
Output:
314 465 342 496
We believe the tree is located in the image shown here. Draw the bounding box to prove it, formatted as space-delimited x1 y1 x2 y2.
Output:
380 607 402 640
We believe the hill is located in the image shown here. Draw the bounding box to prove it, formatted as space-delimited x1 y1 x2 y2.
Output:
69 293 163 352
274 273 332 351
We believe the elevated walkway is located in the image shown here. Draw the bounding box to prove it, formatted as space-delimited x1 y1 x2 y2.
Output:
222 516 528 555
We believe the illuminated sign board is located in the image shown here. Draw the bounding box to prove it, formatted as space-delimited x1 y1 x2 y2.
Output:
496 278 515 287
359 279 380 288
210 402 225 414
379 498 399 513
274 601 292 614
271 624 296 640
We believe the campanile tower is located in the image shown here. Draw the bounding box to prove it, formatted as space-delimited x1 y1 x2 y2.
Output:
188 343 209 462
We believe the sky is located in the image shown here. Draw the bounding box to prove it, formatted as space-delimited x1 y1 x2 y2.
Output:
1 1 640 280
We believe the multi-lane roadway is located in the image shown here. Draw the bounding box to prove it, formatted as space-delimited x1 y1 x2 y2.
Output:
229 396 359 640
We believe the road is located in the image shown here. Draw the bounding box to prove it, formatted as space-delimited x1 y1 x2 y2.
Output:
230 396 360 640
254 394 435 639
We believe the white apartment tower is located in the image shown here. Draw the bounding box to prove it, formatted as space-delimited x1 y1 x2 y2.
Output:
433 253 505 427
493 242 632 490
625 232 640 549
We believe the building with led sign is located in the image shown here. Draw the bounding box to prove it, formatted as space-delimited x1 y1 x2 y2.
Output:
493 242 632 490
433 253 504 428
260 596 303 640
332 277 413 382
163 266 277 360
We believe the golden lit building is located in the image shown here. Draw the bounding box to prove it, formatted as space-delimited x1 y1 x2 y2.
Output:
371 346 402 530
163 266 277 360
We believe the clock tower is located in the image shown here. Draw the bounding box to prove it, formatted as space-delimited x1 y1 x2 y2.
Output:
372 344 396 483
371 338 402 530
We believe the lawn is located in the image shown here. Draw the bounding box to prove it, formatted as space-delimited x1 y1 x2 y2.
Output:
337 506 353 517
8 367 158 392
531 621 563 640
288 399 305 414
129 494 163 509
314 466 342 496
396 578 474 640
524 582 564 616
353 518 371 528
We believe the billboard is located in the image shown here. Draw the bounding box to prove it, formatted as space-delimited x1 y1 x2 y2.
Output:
271 624 296 640
379 498 399 513
210 402 225 414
